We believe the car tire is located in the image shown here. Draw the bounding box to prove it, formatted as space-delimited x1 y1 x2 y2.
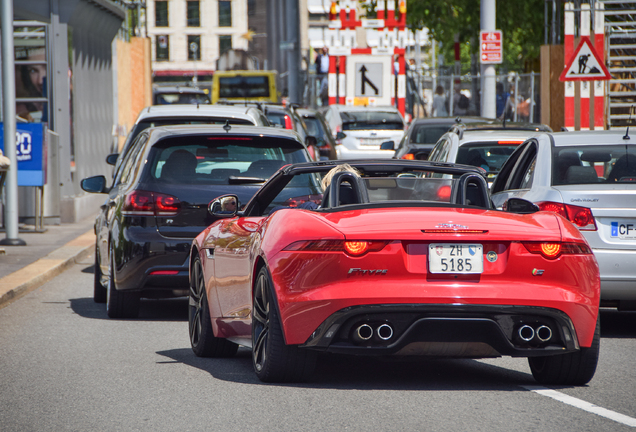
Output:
189 256 238 358
106 247 140 319
528 316 600 385
93 246 107 304
251 266 316 383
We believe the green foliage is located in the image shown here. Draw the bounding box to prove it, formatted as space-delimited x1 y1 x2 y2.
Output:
407 0 545 71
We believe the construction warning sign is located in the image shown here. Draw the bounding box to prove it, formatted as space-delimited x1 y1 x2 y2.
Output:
560 36 611 82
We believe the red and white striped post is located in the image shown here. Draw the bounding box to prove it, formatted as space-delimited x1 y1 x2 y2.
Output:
580 3 591 130
338 55 346 104
397 50 406 117
377 0 385 20
594 2 605 130
328 55 337 105
564 2 575 130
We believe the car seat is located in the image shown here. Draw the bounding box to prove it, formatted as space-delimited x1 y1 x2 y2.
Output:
565 166 599 184
555 151 581 184
161 150 198 183
321 171 369 208
607 154 636 182
466 149 489 171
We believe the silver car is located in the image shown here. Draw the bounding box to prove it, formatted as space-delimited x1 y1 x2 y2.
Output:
321 105 406 159
490 130 636 310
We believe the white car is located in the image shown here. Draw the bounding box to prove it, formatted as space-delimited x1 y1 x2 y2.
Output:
490 130 636 310
428 121 551 185
322 105 406 159
114 104 271 169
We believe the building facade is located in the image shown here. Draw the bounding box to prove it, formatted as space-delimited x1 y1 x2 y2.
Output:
147 0 249 84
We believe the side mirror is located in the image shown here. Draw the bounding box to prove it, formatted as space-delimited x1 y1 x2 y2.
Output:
503 198 540 214
380 140 395 150
106 153 119 166
209 194 240 218
81 175 109 194
336 131 346 140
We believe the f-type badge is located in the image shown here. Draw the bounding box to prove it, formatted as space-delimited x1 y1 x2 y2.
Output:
348 268 388 275
532 269 545 276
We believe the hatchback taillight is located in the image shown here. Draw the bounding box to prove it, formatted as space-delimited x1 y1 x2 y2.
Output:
122 190 181 216
537 201 597 231
283 115 293 129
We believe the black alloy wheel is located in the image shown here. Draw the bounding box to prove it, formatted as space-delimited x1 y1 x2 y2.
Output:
251 267 316 383
93 245 107 303
528 316 601 385
106 246 140 319
188 256 238 357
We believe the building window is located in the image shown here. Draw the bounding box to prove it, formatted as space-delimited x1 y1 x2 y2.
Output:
188 35 201 60
248 0 255 15
156 35 169 61
155 1 169 27
219 35 232 54
187 1 200 27
219 1 232 27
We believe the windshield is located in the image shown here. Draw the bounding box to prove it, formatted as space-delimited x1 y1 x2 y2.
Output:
218 76 270 99
144 136 309 185
552 145 636 185
456 142 520 176
265 173 456 215
340 111 404 131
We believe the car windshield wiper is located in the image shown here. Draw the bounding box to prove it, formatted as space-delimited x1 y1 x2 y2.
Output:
228 176 267 184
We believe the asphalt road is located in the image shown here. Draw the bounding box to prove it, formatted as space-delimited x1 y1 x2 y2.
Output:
1 254 635 432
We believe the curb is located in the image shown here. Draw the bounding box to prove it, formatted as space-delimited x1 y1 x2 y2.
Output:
0 230 95 308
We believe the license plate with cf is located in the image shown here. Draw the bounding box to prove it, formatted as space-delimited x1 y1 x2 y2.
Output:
428 244 484 274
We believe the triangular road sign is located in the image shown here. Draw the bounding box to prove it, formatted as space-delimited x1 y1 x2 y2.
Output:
560 36 611 82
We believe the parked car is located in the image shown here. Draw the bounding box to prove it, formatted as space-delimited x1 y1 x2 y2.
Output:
81 125 313 319
188 159 600 385
153 86 211 105
113 104 270 172
427 121 552 184
490 130 636 310
296 108 338 160
321 105 406 159
392 117 492 161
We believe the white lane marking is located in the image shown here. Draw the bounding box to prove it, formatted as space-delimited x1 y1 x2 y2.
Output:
522 385 636 428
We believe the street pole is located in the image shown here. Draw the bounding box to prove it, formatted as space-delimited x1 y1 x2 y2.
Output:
480 0 496 119
1 0 26 246
285 0 301 105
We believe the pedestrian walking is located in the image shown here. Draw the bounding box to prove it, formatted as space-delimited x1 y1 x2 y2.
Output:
315 47 330 106
432 85 448 117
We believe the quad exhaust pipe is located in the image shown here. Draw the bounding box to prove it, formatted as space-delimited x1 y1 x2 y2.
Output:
353 323 393 343
517 324 553 344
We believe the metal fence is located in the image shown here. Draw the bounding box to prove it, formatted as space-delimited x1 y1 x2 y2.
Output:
303 70 542 124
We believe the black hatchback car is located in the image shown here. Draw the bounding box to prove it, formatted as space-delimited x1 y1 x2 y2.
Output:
392 117 491 161
81 125 312 318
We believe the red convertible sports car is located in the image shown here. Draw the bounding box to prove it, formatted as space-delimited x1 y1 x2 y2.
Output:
188 160 600 384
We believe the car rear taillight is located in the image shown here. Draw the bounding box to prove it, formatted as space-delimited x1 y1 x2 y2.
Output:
401 153 415 160
522 242 592 260
284 115 293 129
537 201 597 231
284 240 388 257
122 190 181 217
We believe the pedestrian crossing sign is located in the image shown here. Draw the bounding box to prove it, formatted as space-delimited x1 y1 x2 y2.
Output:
560 36 611 82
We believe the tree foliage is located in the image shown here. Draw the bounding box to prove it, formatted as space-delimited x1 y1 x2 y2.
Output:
407 0 546 71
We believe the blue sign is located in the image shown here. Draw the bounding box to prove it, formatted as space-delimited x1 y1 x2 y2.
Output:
0 123 46 186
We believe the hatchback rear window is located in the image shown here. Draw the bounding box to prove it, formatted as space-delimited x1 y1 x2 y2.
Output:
552 145 636 185
340 111 404 131
144 135 308 185
411 125 451 144
456 142 520 175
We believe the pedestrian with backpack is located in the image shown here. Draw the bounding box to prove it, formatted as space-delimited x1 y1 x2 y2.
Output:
453 86 469 116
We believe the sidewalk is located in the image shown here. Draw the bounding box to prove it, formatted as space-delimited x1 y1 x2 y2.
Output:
0 215 96 308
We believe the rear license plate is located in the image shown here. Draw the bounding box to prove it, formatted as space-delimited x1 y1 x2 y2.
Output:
428 244 483 274
610 221 636 239
359 138 383 146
